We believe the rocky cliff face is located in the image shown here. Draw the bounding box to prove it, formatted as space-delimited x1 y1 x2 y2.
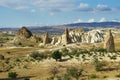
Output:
69 29 104 43
69 28 84 43
104 30 115 51
82 30 104 43
51 28 104 45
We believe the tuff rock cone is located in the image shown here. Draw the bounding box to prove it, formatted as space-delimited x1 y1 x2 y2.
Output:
104 30 115 52
62 28 70 45
17 26 32 39
43 32 50 45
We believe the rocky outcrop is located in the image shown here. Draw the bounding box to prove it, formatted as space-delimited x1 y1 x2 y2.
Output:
13 26 42 43
30 35 42 43
43 32 51 45
82 30 104 43
69 29 104 43
53 29 105 45
17 26 32 39
104 30 115 51
69 28 84 42
62 28 71 45
51 37 58 45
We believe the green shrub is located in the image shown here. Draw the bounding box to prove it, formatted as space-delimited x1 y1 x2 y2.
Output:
67 67 83 80
93 58 107 71
18 42 22 46
90 74 98 79
62 48 69 56
103 75 108 78
47 76 54 80
29 44 34 47
8 72 18 79
50 67 59 78
51 50 62 61
24 78 30 80
115 73 120 77
90 47 106 53
30 51 47 60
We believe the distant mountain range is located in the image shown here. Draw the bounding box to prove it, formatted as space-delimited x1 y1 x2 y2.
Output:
65 22 120 28
0 22 120 34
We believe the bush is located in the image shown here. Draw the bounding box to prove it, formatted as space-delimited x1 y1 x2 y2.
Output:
24 78 30 80
51 50 62 61
90 74 98 79
18 42 22 46
103 75 108 78
93 58 107 71
61 48 69 56
115 73 120 77
90 47 106 53
67 67 83 80
8 72 18 79
50 67 59 78
29 51 47 60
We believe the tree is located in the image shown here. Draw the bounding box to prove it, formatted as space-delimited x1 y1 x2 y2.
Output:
52 50 62 61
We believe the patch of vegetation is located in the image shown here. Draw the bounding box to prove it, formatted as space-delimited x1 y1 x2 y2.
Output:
93 57 107 71
51 50 62 61
90 74 99 79
67 67 83 80
115 73 120 77
50 67 59 78
8 72 18 79
29 51 47 61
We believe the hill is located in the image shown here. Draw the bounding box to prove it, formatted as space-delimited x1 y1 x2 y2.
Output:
0 22 120 34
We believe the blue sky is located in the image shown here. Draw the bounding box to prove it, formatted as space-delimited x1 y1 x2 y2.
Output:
0 0 120 27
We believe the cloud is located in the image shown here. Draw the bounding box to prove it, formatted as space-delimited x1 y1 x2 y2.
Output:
0 0 29 10
112 19 120 22
0 0 117 13
88 18 95 22
33 0 76 12
0 0 76 12
77 3 93 11
30 9 36 13
50 12 55 16
96 4 111 11
99 17 107 22
73 19 83 23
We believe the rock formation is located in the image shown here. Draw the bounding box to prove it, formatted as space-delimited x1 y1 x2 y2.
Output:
104 30 115 51
51 37 58 45
43 32 51 45
69 29 104 43
62 28 70 45
69 28 84 42
13 26 42 43
83 30 104 43
17 26 32 39
53 29 105 45
30 35 42 43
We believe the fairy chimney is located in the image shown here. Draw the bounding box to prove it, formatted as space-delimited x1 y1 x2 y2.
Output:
43 32 51 45
62 28 70 45
104 30 115 52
